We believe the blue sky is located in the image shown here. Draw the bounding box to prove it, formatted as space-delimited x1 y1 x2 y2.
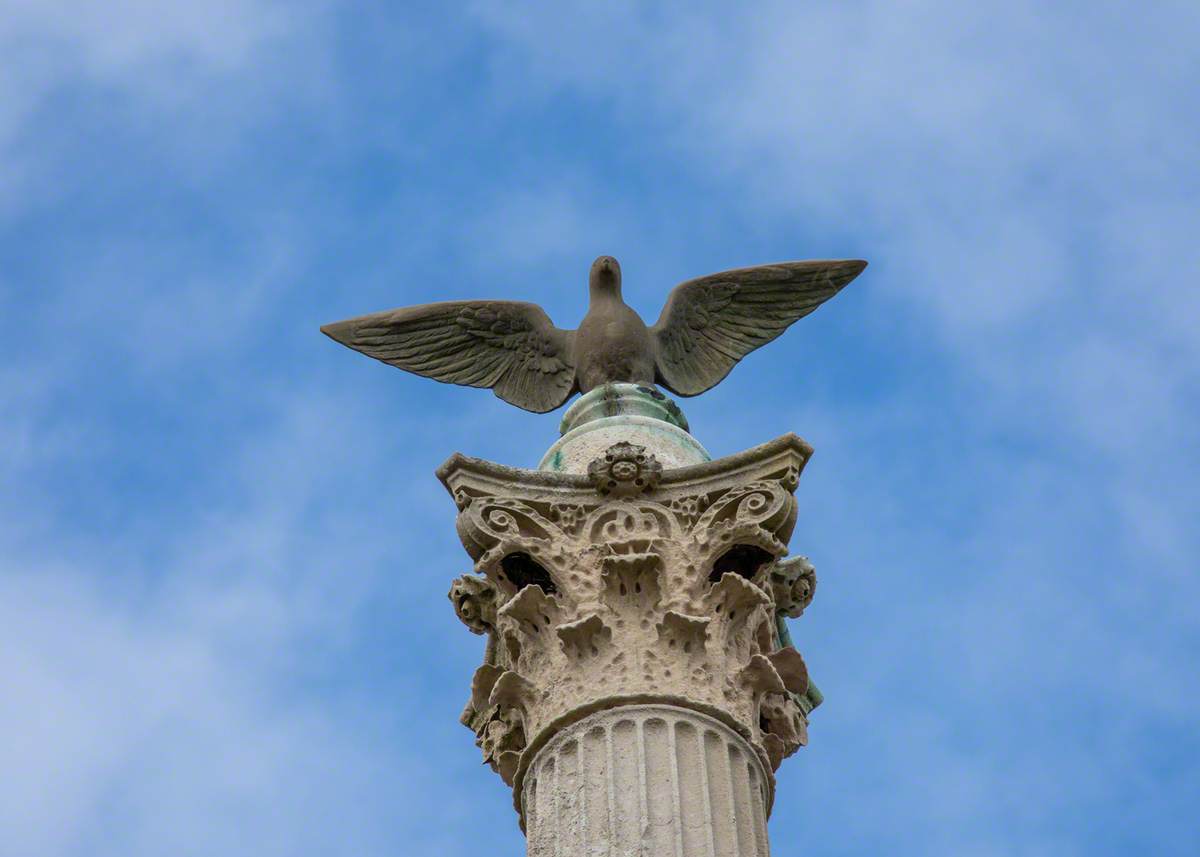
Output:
1 2 1197 855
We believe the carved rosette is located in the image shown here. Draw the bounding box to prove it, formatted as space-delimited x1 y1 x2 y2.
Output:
439 433 819 819
586 441 663 497
770 554 817 618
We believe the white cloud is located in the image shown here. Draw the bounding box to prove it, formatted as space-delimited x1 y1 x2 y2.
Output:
0 388 478 857
2 0 288 74
0 0 331 208
0 567 419 857
472 5 1195 300
468 177 618 269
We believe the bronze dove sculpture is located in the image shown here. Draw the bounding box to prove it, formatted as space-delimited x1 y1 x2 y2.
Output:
321 255 867 413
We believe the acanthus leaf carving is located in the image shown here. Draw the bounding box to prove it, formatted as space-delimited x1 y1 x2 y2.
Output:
556 614 613 660
489 670 537 714
656 611 710 657
706 573 772 628
495 749 522 786
601 551 663 614
762 732 788 771
438 434 819 788
480 707 526 785
766 646 809 696
759 691 807 769
739 653 787 695
498 584 562 640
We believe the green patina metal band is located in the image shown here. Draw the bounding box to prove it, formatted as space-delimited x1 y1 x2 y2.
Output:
558 382 691 435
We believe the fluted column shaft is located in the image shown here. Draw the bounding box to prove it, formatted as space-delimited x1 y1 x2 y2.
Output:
522 704 771 857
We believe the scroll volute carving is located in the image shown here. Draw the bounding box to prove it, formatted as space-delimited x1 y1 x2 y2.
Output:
689 479 795 613
460 497 561 563
693 480 797 547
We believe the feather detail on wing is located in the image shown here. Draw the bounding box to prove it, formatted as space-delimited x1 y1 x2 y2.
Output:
652 259 867 397
321 301 576 413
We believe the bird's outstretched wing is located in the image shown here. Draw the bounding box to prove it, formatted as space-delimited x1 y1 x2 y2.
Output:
652 260 867 396
321 301 576 413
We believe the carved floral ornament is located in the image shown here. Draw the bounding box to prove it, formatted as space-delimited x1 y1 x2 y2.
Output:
587 441 662 497
770 554 817 618
448 574 497 634
437 434 820 803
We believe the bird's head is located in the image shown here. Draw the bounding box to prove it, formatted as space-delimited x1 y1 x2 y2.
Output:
589 255 622 298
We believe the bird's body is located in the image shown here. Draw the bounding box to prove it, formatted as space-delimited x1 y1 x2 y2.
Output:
575 257 656 392
321 254 867 413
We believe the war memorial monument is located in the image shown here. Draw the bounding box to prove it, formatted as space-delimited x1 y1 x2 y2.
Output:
323 254 867 856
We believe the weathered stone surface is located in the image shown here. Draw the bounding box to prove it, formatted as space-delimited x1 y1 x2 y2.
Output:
440 431 821 831
522 704 771 857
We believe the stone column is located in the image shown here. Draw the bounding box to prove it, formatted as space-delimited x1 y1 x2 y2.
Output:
523 704 771 857
441 385 821 856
